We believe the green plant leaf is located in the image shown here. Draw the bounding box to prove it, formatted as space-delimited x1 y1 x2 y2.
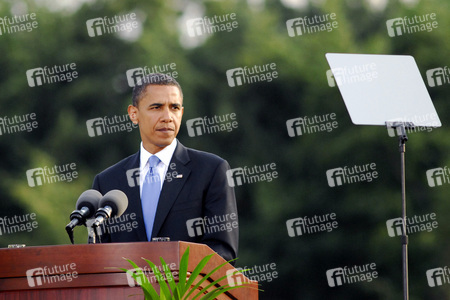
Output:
122 248 259 300
189 267 260 300
160 287 167 300
118 258 160 300
199 284 256 300
184 260 237 299
184 253 213 292
160 256 178 298
143 257 172 299
191 274 254 300
124 259 160 300
177 246 190 295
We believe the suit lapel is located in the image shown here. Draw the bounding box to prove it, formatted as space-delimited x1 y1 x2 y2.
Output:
151 142 191 238
122 151 148 241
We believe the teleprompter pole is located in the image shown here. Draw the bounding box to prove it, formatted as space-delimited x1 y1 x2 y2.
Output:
399 127 408 300
388 121 413 300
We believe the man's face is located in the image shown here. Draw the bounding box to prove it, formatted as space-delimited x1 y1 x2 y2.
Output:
128 85 184 154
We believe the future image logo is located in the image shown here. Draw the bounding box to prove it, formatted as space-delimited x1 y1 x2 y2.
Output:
26 163 78 187
286 113 338 137
0 113 38 136
126 64 178 87
0 213 38 236
86 115 137 137
26 263 78 287
26 63 78 87
426 267 450 287
0 13 38 36
186 13 238 37
226 263 278 287
326 263 378 287
86 13 139 37
226 63 278 87
226 269 249 287
286 13 338 37
186 113 238 137
426 67 450 87
326 163 378 187
226 163 278 187
186 213 238 237
426 167 450 187
386 213 438 237
326 63 377 87
286 213 338 237
386 14 438 37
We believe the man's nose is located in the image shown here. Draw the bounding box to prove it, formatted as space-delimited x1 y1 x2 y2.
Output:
160 107 173 122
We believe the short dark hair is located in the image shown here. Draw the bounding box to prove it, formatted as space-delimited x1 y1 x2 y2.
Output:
131 73 183 106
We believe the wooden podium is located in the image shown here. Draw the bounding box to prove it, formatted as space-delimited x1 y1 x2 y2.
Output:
0 241 258 299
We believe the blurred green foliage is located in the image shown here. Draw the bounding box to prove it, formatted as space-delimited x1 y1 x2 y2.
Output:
1 0 449 299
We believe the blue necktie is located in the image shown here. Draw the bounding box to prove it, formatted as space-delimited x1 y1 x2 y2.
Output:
141 155 161 241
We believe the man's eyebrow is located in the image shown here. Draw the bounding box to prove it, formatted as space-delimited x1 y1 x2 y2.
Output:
147 102 182 108
148 103 163 107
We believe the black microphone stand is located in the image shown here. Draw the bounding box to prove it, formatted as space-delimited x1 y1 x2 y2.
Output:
65 209 88 244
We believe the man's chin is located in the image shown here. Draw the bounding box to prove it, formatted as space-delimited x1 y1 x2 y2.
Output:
155 137 175 148
142 135 176 153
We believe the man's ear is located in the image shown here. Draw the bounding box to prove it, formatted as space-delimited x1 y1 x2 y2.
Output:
128 105 138 124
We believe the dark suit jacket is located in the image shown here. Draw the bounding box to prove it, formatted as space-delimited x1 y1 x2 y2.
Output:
92 142 238 262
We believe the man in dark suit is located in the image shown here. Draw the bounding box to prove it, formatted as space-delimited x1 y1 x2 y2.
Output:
92 73 238 262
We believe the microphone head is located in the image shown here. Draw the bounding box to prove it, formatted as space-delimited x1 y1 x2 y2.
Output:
99 190 128 218
76 189 102 218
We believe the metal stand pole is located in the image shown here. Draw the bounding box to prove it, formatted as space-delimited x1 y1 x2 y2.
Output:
399 132 409 300
394 122 411 300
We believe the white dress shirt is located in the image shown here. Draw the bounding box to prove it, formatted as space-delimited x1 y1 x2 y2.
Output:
139 139 177 197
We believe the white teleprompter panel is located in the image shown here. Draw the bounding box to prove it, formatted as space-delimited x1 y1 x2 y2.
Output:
325 53 441 127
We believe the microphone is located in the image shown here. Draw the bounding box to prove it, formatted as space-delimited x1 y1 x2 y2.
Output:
65 189 102 244
92 190 128 228
65 189 102 230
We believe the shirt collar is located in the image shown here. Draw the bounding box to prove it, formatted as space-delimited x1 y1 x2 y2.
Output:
140 139 178 169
